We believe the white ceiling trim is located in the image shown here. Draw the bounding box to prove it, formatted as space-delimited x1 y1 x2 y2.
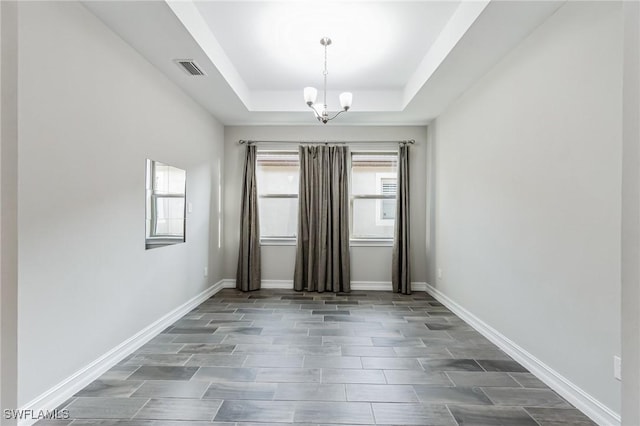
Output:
403 0 490 107
166 0 251 106
165 0 480 114
251 90 403 112
82 0 567 125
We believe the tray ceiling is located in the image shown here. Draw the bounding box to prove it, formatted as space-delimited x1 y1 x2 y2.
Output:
83 1 565 125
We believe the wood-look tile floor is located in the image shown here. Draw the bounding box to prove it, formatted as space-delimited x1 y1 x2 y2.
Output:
41 289 597 425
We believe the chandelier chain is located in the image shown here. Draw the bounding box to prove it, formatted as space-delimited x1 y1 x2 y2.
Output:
323 42 328 110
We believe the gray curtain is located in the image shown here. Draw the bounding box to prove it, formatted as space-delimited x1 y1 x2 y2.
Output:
392 144 411 294
294 145 350 293
236 145 261 291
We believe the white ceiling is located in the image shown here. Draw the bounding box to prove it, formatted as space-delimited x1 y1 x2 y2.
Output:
83 0 566 126
193 1 461 91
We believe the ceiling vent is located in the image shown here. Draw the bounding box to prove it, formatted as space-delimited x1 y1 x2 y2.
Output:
175 59 206 76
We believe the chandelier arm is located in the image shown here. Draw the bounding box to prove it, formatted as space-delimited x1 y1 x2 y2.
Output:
307 103 323 121
325 109 347 122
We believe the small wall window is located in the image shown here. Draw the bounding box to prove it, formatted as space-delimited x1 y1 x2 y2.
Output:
256 151 299 239
350 152 398 240
145 159 186 249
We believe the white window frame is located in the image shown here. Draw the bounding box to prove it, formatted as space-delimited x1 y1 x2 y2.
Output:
349 150 398 245
146 159 186 243
375 173 397 227
256 150 299 244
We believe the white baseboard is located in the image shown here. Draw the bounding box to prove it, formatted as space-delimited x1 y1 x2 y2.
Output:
261 280 294 289
425 283 620 426
223 279 427 292
352 281 427 291
221 279 292 289
221 278 236 288
18 280 228 426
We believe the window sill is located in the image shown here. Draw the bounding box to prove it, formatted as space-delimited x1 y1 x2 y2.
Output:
349 239 394 247
259 238 393 247
260 238 296 246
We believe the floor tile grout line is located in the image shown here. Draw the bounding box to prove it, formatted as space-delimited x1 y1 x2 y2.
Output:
368 401 377 424
440 347 456 360
443 403 461 426
208 398 223 422
198 380 212 399
127 397 150 421
507 372 526 388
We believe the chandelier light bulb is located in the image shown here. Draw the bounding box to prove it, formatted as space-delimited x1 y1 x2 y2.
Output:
304 87 318 105
339 92 353 111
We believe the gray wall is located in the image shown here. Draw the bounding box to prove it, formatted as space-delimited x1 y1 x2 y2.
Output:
1 1 19 421
622 1 640 424
223 126 428 284
429 1 622 415
17 2 224 405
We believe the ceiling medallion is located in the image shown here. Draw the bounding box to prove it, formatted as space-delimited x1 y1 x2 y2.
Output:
303 37 353 124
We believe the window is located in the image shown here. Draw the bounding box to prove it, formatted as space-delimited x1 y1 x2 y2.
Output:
256 151 299 239
145 159 186 249
377 175 397 224
350 152 398 240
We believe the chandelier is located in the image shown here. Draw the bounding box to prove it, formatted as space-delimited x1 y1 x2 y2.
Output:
303 37 353 124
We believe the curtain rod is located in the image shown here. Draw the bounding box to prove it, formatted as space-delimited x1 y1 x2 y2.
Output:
238 139 415 145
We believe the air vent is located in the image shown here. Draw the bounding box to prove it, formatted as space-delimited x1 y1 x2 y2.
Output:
175 60 206 76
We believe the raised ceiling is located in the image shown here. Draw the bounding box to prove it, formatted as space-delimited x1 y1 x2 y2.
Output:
193 1 461 91
83 0 565 126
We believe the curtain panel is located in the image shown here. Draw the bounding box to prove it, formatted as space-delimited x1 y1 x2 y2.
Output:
236 145 261 291
392 144 411 294
294 145 351 293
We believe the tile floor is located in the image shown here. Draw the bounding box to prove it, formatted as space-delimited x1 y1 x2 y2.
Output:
39 289 597 425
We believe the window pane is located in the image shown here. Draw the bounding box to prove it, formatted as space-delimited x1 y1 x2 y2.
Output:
351 153 397 195
257 151 299 195
256 151 299 239
167 167 186 194
259 197 298 238
381 199 396 220
153 163 186 195
153 218 185 236
352 198 394 239
150 197 185 236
